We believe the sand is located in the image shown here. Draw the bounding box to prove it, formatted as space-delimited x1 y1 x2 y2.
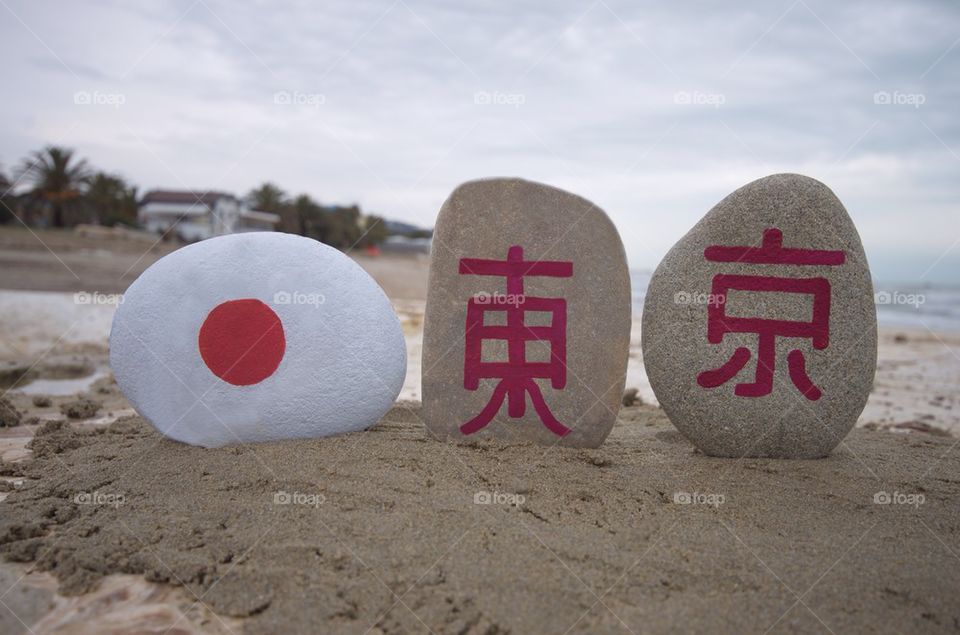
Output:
0 226 427 299
1 228 959 633
0 227 179 295
2 403 959 634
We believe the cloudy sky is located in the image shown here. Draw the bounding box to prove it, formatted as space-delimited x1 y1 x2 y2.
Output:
1 0 958 282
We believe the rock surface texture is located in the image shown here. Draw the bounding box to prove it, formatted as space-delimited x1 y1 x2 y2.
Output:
422 178 631 448
642 174 877 458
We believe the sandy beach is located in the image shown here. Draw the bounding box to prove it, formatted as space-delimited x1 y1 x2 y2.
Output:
1 228 959 633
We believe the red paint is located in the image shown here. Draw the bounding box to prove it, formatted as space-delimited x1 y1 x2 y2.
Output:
697 228 843 400
198 299 285 386
788 349 822 401
704 228 845 266
459 245 573 436
696 347 751 388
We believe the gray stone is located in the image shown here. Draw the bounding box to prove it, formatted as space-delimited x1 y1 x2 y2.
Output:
642 173 877 458
422 178 631 448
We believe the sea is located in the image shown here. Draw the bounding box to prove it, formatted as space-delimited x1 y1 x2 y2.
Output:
629 271 960 333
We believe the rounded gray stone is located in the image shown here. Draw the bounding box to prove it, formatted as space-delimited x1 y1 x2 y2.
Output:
642 173 877 458
422 178 631 448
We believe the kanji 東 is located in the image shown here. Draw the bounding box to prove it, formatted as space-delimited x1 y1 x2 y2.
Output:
458 245 573 436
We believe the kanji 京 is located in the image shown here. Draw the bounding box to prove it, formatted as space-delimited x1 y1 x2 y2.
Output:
696 228 845 401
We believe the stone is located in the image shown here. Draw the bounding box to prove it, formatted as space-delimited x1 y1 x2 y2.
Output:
110 232 406 447
422 178 631 448
0 397 21 428
642 173 877 458
60 398 101 420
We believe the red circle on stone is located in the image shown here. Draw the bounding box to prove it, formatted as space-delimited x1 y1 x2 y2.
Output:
198 299 286 386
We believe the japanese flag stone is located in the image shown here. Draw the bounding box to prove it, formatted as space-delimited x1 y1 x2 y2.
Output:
422 178 631 448
642 174 877 458
110 232 406 447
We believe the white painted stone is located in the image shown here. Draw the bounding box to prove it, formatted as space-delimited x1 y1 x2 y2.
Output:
109 232 406 447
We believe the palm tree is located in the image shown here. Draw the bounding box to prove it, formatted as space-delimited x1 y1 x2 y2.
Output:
248 182 295 232
358 214 388 248
17 146 91 227
292 193 322 236
247 182 287 212
0 167 14 224
313 204 363 249
84 172 138 226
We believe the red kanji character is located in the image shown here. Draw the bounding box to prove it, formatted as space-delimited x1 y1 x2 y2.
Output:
696 228 845 401
458 245 573 436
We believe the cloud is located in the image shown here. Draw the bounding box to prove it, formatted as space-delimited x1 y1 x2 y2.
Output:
0 0 957 282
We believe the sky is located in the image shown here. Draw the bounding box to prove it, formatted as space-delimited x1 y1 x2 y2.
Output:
1 0 958 284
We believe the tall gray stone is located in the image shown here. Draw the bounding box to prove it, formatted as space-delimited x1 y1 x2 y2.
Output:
642 174 877 458
422 178 631 447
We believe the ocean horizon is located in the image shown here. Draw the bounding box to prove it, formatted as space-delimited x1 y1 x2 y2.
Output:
629 270 960 332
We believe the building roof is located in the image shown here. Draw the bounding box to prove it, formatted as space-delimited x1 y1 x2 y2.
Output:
140 190 237 208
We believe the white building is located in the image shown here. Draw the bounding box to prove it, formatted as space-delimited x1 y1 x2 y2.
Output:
381 235 432 254
139 191 280 241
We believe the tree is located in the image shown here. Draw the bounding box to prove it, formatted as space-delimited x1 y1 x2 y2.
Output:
291 193 322 236
84 172 138 226
311 204 364 249
17 146 91 227
246 183 392 249
248 182 297 233
0 167 15 224
358 215 388 248
247 182 287 211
